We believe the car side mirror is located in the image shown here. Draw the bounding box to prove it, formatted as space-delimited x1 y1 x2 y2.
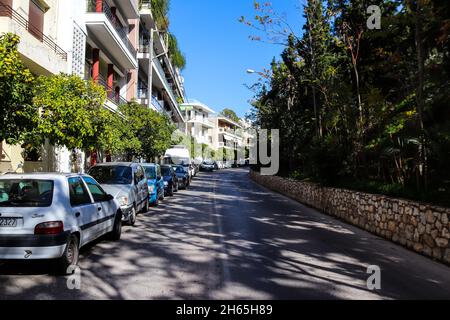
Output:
106 194 114 201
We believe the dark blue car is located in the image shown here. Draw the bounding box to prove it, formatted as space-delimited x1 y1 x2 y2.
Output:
173 165 190 190
161 165 179 196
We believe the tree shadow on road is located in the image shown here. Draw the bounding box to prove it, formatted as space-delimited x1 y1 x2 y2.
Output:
1 169 450 300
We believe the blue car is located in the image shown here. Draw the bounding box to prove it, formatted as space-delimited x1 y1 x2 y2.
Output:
142 164 165 206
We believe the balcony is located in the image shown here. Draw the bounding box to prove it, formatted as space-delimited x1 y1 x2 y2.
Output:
115 0 139 19
86 0 138 70
139 0 154 28
153 53 178 106
187 117 214 129
95 75 128 112
0 4 67 75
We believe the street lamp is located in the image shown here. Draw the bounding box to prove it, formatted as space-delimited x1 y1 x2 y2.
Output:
246 69 269 79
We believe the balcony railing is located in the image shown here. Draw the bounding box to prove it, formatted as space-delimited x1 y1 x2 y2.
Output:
0 4 67 60
138 85 149 99
139 0 151 10
87 0 137 57
151 95 164 112
96 75 128 106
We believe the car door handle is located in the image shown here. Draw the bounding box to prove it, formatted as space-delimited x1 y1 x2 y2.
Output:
75 212 81 218
98 207 102 212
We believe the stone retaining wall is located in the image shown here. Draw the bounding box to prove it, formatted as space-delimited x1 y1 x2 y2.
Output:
250 171 450 265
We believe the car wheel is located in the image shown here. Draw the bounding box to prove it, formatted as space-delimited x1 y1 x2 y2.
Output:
129 206 137 226
142 198 149 213
108 212 122 241
56 234 79 275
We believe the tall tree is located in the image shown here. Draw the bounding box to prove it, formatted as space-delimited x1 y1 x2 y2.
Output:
0 33 36 145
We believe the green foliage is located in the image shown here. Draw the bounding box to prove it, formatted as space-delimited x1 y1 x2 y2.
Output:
119 101 177 161
220 108 240 123
245 0 450 206
151 0 170 31
33 74 106 151
0 33 36 144
168 33 186 70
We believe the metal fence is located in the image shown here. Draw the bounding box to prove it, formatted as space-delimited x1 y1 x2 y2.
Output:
0 4 67 60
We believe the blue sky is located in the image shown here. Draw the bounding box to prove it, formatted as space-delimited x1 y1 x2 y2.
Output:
170 0 305 118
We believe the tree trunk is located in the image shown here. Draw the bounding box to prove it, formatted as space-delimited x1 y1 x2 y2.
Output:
414 0 428 191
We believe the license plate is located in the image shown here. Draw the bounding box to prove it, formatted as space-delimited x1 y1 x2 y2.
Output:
0 218 17 227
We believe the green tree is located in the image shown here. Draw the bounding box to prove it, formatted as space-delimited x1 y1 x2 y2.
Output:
120 102 177 161
0 33 36 145
220 108 240 123
244 0 450 205
33 74 107 151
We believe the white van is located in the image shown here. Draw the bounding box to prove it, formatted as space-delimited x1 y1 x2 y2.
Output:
164 146 193 181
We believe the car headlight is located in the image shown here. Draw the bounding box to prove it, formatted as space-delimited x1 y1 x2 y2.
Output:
164 181 169 186
118 196 129 207
148 185 155 193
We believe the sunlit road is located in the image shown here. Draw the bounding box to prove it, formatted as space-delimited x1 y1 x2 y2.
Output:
1 169 450 300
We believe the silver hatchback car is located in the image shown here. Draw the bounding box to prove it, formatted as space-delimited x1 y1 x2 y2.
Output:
88 163 149 226
0 173 122 274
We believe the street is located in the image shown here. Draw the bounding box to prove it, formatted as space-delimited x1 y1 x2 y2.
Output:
1 168 450 300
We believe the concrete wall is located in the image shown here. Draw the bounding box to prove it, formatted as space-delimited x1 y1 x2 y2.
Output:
250 171 450 265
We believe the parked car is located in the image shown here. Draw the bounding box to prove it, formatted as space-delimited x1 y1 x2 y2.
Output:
161 165 178 197
141 164 165 206
173 165 190 189
0 173 122 274
88 163 149 226
200 161 215 172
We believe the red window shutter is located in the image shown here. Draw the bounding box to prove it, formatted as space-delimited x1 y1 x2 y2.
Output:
28 0 45 41
0 0 12 17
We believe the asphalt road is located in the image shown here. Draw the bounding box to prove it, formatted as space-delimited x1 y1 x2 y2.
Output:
1 168 450 300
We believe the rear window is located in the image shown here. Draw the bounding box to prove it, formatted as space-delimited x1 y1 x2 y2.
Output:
161 167 172 176
0 179 54 207
144 166 157 180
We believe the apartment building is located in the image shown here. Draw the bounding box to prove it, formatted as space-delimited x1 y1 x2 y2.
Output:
0 0 73 174
211 116 243 152
0 0 187 174
137 0 185 128
179 100 215 149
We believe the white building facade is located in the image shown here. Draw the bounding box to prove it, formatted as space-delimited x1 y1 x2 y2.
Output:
0 0 187 174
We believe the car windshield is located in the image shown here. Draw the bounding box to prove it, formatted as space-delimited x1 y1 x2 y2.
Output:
89 166 132 185
144 167 157 180
203 161 214 165
0 179 54 207
175 166 186 174
161 167 171 176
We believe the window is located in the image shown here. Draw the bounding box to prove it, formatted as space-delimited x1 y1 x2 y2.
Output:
28 0 46 41
135 166 145 183
83 177 108 202
144 166 156 180
88 166 133 185
0 179 54 207
68 177 91 207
